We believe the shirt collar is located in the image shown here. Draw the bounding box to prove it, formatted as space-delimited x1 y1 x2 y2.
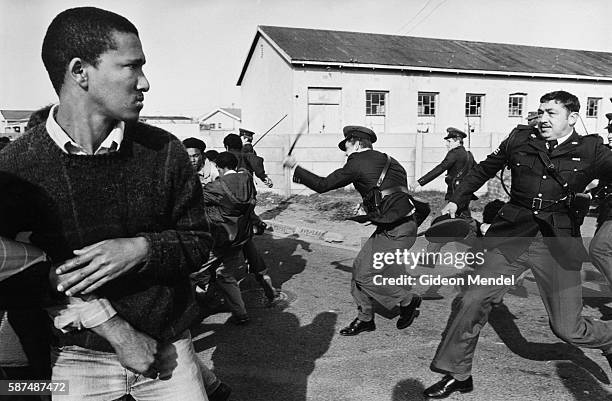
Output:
45 104 125 155
554 130 573 146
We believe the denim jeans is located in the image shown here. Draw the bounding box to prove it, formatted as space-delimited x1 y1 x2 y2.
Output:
51 331 207 401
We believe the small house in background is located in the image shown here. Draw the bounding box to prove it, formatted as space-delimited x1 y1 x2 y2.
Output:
0 110 34 139
198 107 241 135
139 115 200 141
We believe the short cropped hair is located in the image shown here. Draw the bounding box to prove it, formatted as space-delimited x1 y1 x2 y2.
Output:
347 137 373 149
540 91 580 113
214 152 238 170
223 134 243 151
42 7 139 94
205 150 219 162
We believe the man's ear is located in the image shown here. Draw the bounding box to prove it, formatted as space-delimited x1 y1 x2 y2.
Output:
567 111 579 127
68 58 89 89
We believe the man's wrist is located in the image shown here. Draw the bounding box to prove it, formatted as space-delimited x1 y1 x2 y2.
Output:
90 315 132 346
134 236 151 265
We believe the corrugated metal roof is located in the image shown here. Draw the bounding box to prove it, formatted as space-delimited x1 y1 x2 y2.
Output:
0 110 34 121
237 26 612 84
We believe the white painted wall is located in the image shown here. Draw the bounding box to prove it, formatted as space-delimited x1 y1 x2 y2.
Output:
240 36 293 139
287 68 612 136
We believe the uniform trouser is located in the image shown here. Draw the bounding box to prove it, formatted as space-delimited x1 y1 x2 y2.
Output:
589 219 612 285
432 233 612 375
351 281 416 321
352 220 418 322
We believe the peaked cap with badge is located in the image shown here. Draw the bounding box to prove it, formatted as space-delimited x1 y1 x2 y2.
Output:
443 127 467 140
338 126 377 151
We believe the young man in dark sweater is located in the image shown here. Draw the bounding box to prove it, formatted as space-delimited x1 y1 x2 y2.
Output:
0 7 214 400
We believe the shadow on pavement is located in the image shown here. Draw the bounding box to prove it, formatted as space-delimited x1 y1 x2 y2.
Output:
255 234 311 289
488 302 610 384
557 361 612 400
259 201 293 220
391 378 427 401
192 310 337 401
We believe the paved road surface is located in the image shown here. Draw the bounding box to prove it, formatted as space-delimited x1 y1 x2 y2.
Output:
194 231 612 401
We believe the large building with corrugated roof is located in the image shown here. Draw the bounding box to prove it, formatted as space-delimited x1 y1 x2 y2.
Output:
238 26 612 137
236 26 612 194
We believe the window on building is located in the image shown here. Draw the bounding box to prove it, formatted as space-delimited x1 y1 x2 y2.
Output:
586 97 600 117
465 94 484 117
418 92 437 116
508 93 525 117
366 91 387 116
210 123 215 129
218 123 222 129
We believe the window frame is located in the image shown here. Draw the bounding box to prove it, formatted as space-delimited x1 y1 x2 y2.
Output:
418 92 438 117
586 97 601 118
465 93 484 117
508 93 526 117
366 90 388 116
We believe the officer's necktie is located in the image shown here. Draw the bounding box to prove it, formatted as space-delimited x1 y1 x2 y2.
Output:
547 139 558 153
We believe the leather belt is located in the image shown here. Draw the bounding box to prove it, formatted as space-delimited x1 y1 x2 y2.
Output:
511 196 566 211
381 186 409 198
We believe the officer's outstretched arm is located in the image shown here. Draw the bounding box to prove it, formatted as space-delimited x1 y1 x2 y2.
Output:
417 153 455 186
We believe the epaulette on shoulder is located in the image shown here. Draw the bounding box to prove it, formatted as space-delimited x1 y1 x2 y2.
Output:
510 124 537 140
580 133 604 144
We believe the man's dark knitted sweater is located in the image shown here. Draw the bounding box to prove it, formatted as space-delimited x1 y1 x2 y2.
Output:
0 122 213 352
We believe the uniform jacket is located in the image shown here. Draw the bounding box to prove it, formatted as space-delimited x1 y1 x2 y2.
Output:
203 170 256 250
293 149 414 225
229 150 268 182
242 143 256 155
418 145 474 200
451 126 612 266
594 145 612 224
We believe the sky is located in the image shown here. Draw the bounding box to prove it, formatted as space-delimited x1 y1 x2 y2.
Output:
1 0 611 118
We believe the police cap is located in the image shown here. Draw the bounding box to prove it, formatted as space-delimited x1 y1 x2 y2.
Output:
239 128 255 139
443 127 467 140
338 125 377 151
422 215 472 243
182 137 206 152
526 111 539 122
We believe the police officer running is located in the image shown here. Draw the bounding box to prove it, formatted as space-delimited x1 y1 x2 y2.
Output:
283 126 423 336
423 91 612 399
414 127 475 218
